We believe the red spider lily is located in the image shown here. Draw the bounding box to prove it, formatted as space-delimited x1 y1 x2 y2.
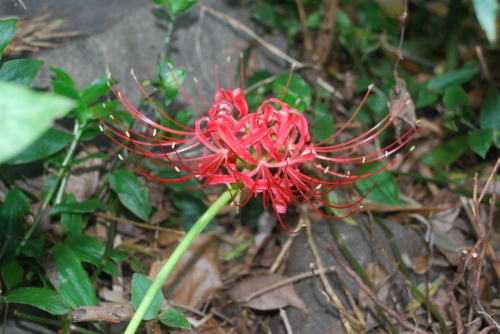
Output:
97 67 421 233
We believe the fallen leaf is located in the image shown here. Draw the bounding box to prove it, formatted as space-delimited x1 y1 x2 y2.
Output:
151 234 222 308
65 147 102 202
389 74 417 142
229 273 308 313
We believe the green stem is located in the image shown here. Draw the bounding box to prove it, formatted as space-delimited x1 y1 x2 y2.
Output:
163 12 176 58
19 121 83 250
124 189 232 334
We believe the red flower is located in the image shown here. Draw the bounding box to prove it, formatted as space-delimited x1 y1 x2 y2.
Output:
97 70 420 233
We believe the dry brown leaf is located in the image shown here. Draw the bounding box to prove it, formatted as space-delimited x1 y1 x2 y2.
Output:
65 147 102 202
151 234 222 308
389 75 417 142
228 273 308 313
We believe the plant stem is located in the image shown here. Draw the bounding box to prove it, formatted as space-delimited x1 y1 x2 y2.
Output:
124 189 232 334
19 121 82 250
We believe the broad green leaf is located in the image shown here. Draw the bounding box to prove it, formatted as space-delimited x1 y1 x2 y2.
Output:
0 187 29 263
49 67 76 88
0 19 16 58
443 86 469 109
306 11 322 28
467 129 493 158
355 169 401 206
131 273 163 320
4 287 70 315
272 73 312 112
0 82 76 163
157 57 186 105
81 76 110 104
479 86 500 131
1 260 24 290
7 129 73 164
171 192 210 230
310 103 334 142
109 170 152 221
61 194 84 235
405 278 441 312
52 245 97 308
165 0 198 15
65 234 121 277
427 68 478 91
0 59 44 86
158 308 191 328
50 199 108 216
421 135 468 167
473 0 498 43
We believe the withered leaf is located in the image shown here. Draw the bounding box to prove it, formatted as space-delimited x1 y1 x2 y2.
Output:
229 273 308 313
151 234 222 308
65 147 102 202
389 74 417 141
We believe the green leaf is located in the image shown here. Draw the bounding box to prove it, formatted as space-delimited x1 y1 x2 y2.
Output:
49 67 76 88
0 19 16 58
473 0 499 43
0 82 76 163
109 170 152 221
52 245 97 308
81 76 110 104
442 86 469 109
0 187 29 263
157 57 186 105
272 73 312 112
7 129 73 164
131 273 163 320
306 11 322 28
171 192 209 230
421 135 468 167
65 234 121 277
427 68 478 91
158 308 191 328
310 103 334 142
355 169 401 206
1 260 24 290
0 59 44 86
50 199 108 216
467 129 493 158
4 287 70 315
61 194 84 235
479 86 500 131
165 0 198 16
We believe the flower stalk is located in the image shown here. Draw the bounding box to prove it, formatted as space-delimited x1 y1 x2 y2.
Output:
124 188 232 334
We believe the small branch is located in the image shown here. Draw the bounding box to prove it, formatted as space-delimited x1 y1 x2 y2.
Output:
327 243 431 334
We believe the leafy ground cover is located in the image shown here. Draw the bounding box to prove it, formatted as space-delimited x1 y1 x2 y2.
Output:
0 0 499 333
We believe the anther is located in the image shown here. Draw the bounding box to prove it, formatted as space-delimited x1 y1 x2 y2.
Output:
405 100 412 105
130 68 134 75
193 77 198 83
106 81 111 88
99 125 103 132
347 171 351 175
360 205 364 209
239 52 243 59
416 119 422 124
410 146 415 152
316 184 322 190
110 115 115 120
324 166 329 174
302 223 307 227
362 157 366 163
118 154 123 161
226 183 231 189
385 151 389 158
102 103 106 108
294 98 301 106
172 142 176 149
287 157 290 162
227 56 231 63
107 73 111 79
126 131 130 138
368 84 374 90
153 129 157 136
175 166 180 173
117 92 122 98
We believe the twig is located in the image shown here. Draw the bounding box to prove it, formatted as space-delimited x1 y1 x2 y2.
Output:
295 0 313 60
327 244 431 334
94 212 185 234
280 308 293 334
197 3 306 68
305 211 353 333
236 266 338 303
311 0 338 65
